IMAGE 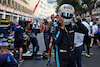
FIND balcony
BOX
[0,0,33,17]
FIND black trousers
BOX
[44,33,49,51]
[83,35,90,55]
[33,45,39,56]
[32,37,39,56]
[59,52,74,67]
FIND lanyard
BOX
[64,27,68,32]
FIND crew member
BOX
[10,21,24,62]
[25,30,39,58]
[0,45,18,67]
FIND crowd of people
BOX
[0,4,100,67]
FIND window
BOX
[0,14,2,19]
[27,9,28,13]
[15,2,17,9]
[8,0,10,6]
[12,0,14,8]
[23,6,24,12]
[18,4,20,10]
[25,7,26,12]
[3,0,6,5]
[26,8,27,13]
[96,18,99,21]
[0,0,1,3]
[41,1,43,4]
[6,15,10,20]
[20,5,22,11]
[22,6,24,12]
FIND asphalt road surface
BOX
[20,33,100,67]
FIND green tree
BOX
[56,0,84,15]
[22,0,29,4]
[80,0,97,18]
[56,0,97,17]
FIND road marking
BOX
[82,53,93,55]
[17,53,93,66]
[18,60,24,67]
[37,53,93,55]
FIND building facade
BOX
[26,0,48,19]
[47,2,57,17]
[0,0,33,23]
[80,0,100,24]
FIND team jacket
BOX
[54,21,88,53]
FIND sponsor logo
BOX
[64,6,72,10]
[69,30,74,33]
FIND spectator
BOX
[74,32,85,67]
[10,21,24,62]
[43,19,49,53]
[25,30,40,59]
[46,14,58,66]
[90,22,100,47]
[33,20,40,36]
[81,18,91,57]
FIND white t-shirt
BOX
[82,21,90,35]
[33,22,40,29]
[74,32,85,47]
[92,25,98,34]
[90,21,93,26]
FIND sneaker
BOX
[82,50,86,53]
[33,56,41,60]
[47,60,51,66]
[19,59,24,63]
[86,54,90,58]
[90,45,92,48]
[44,50,48,53]
[89,46,92,48]
[42,53,48,59]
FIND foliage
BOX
[56,0,83,14]
[56,0,97,15]
[80,0,97,16]
[22,0,29,5]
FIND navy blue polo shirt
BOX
[29,34,38,46]
[0,53,18,67]
[12,25,23,39]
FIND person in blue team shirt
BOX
[25,30,39,58]
[10,21,24,62]
[0,45,18,67]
